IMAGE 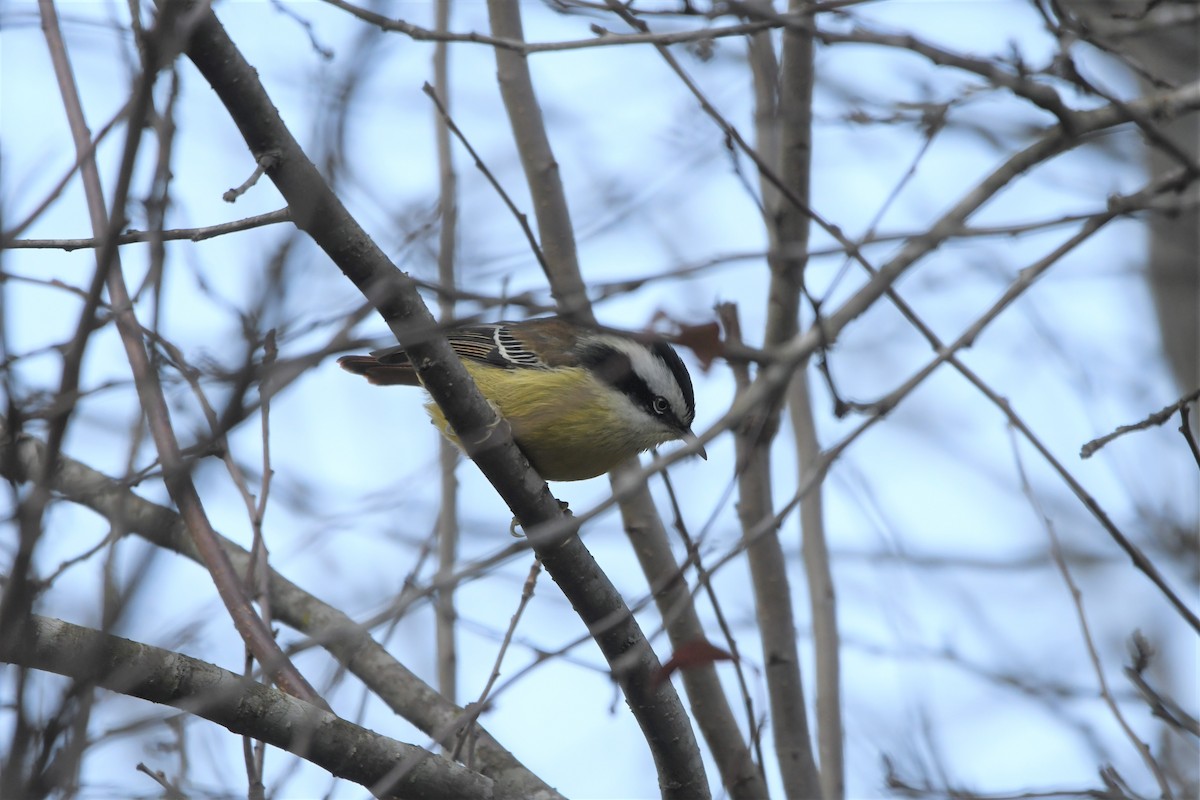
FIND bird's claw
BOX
[508,500,572,537]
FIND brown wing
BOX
[337,318,582,385]
[336,355,420,386]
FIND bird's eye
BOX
[652,396,669,415]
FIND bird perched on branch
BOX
[338,317,704,481]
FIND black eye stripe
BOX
[580,342,695,428]
[580,347,657,416]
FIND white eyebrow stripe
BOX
[591,334,690,422]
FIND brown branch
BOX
[486,0,590,318]
[776,6,842,797]
[3,3,148,680]
[693,87,1200,634]
[5,2,318,736]
[720,302,822,800]
[7,616,495,800]
[5,208,292,250]
[722,1,828,795]
[421,82,550,279]
[181,5,710,796]
[618,478,770,800]
[432,0,461,711]
[107,134,327,707]
[0,418,563,799]
[321,0,777,55]
[1080,388,1200,459]
[788,365,841,800]
[1010,433,1175,800]
[653,467,767,775]
[1181,405,1200,468]
[0,102,128,247]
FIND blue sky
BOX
[2,1,1196,797]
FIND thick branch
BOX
[0,418,563,800]
[473,1,713,796]
[30,0,325,708]
[176,0,558,535]
[4,616,494,800]
[486,0,590,318]
[179,6,707,795]
[750,4,827,797]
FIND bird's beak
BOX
[683,429,708,461]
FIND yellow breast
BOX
[424,363,665,481]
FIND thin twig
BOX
[656,467,766,779]
[242,329,276,799]
[452,558,541,761]
[135,763,186,800]
[1080,388,1200,459]
[37,0,326,705]
[223,151,280,202]
[1009,429,1175,800]
[421,82,552,288]
[1123,634,1200,738]
[322,0,777,54]
[0,103,129,247]
[1179,405,1200,469]
[6,208,292,250]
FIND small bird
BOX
[338,317,705,481]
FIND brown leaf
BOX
[652,638,735,688]
[673,321,723,372]
[647,311,723,372]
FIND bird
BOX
[337,317,705,481]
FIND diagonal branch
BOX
[22,0,326,709]
[0,417,564,800]
[6,616,495,800]
[179,3,708,795]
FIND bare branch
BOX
[422,82,550,279]
[1124,634,1200,739]
[1080,388,1200,459]
[0,417,564,799]
[321,0,778,55]
[4,208,291,250]
[1011,432,1175,800]
[486,0,590,318]
[432,0,461,711]
[5,616,495,800]
[181,8,711,796]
